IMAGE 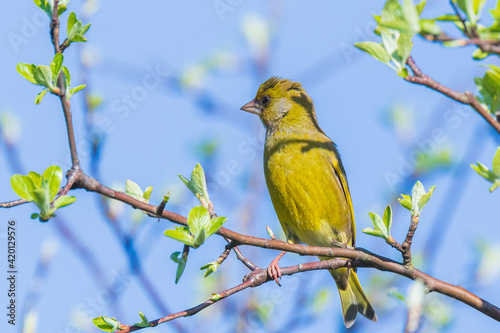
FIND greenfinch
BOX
[241,77,377,328]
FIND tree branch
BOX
[0,198,29,208]
[405,56,500,134]
[50,0,80,172]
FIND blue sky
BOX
[1,1,500,332]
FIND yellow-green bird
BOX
[240,77,377,328]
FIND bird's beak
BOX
[240,99,261,116]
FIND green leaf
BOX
[42,165,62,202]
[50,53,63,82]
[200,261,220,277]
[382,205,393,233]
[164,227,195,247]
[399,194,412,210]
[471,162,498,182]
[67,12,77,33]
[472,48,489,60]
[193,229,206,248]
[34,0,52,16]
[206,216,227,237]
[134,311,149,328]
[16,63,37,84]
[411,181,425,215]
[191,163,210,202]
[32,188,51,219]
[10,175,36,201]
[489,180,500,192]
[92,316,120,332]
[62,66,71,87]
[396,32,413,66]
[170,251,187,284]
[415,0,426,15]
[53,195,76,209]
[492,147,500,176]
[125,180,143,201]
[433,14,461,21]
[178,164,210,205]
[362,227,385,238]
[187,206,211,237]
[28,171,42,187]
[354,42,391,64]
[368,212,389,239]
[419,19,441,34]
[33,66,54,89]
[68,84,86,98]
[143,186,153,202]
[417,185,435,212]
[35,89,49,104]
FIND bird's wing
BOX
[329,144,356,247]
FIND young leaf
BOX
[16,63,37,84]
[190,163,210,201]
[417,185,435,212]
[35,89,49,104]
[53,195,76,209]
[187,206,211,237]
[164,227,195,247]
[134,311,149,328]
[206,216,227,237]
[382,205,393,233]
[42,165,63,202]
[33,66,54,89]
[362,227,385,238]
[415,0,426,15]
[399,194,412,211]
[354,42,391,64]
[92,316,120,332]
[200,261,220,277]
[492,147,500,176]
[411,181,425,215]
[10,174,36,201]
[50,53,63,82]
[170,251,187,284]
[143,186,153,202]
[68,84,86,98]
[368,212,389,239]
[193,229,206,248]
[125,180,144,201]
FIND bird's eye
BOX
[261,96,270,106]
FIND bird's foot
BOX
[331,239,354,249]
[267,257,282,286]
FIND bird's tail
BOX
[329,267,377,328]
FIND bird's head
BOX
[241,76,321,132]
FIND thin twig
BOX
[0,198,29,208]
[50,0,80,173]
[450,0,472,37]
[401,215,420,267]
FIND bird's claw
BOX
[267,258,282,286]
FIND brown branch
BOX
[67,172,500,322]
[49,0,80,173]
[405,56,500,135]
[401,215,419,267]
[0,198,29,208]
[5,167,500,322]
[117,253,500,332]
